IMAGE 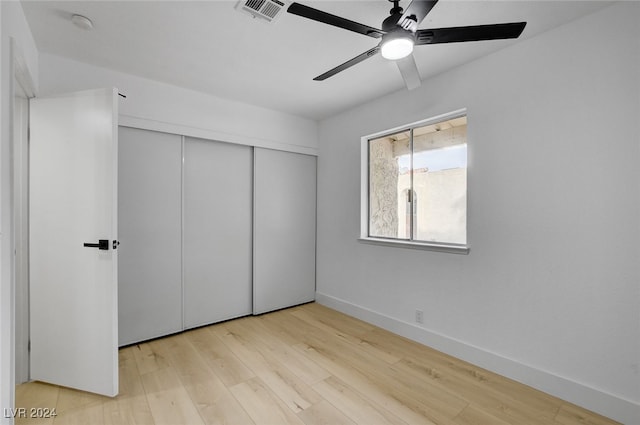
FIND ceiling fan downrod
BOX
[389,0,403,15]
[383,0,406,32]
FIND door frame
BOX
[13,51,34,386]
[1,36,36,422]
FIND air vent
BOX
[236,0,290,23]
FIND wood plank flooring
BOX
[15,303,620,425]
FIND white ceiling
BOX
[21,0,612,120]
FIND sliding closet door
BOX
[183,138,253,328]
[253,148,316,314]
[118,127,182,346]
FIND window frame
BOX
[359,108,470,254]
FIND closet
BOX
[118,127,316,346]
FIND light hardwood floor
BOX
[16,302,620,425]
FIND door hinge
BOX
[28,340,31,352]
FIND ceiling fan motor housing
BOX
[382,11,404,32]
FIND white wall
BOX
[38,53,317,155]
[316,3,640,424]
[0,1,38,423]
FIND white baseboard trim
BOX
[315,292,640,425]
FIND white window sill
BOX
[358,237,470,254]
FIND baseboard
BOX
[315,292,640,425]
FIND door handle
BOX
[83,239,109,250]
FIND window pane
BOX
[368,130,409,239]
[412,117,467,244]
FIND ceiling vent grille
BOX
[236,0,289,23]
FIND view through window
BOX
[368,115,467,245]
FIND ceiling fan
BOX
[287,0,526,90]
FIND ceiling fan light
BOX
[381,35,414,60]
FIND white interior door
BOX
[29,88,119,396]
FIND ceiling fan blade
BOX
[314,46,381,81]
[396,55,421,90]
[416,22,527,45]
[398,0,439,29]
[288,2,384,38]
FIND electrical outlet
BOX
[415,310,424,324]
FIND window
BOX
[361,110,468,253]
